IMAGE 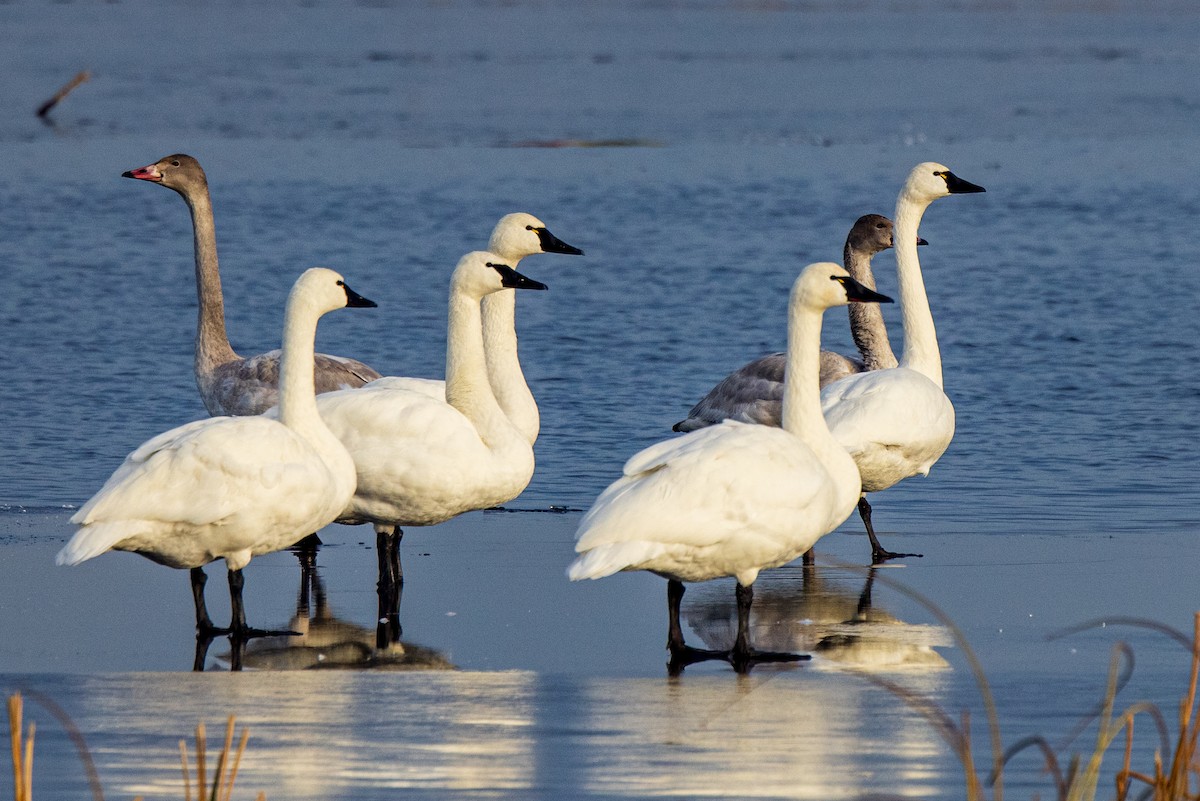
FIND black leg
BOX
[729,582,810,673]
[665,579,725,675]
[191,566,228,635]
[228,567,249,634]
[376,527,404,649]
[802,548,815,567]
[667,579,687,652]
[225,566,298,648]
[860,496,923,564]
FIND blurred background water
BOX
[2,0,1199,798]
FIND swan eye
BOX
[525,225,534,231]
[170,160,181,167]
[336,280,346,287]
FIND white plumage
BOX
[820,365,955,492]
[569,262,893,672]
[671,165,984,563]
[319,252,548,525]
[303,252,551,645]
[58,267,377,636]
[812,162,984,560]
[365,212,581,444]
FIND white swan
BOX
[57,268,377,637]
[568,262,893,672]
[818,162,985,561]
[123,154,382,416]
[308,252,549,643]
[366,212,582,443]
[672,214,914,433]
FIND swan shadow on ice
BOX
[680,565,951,676]
[201,547,454,672]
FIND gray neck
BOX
[184,189,239,374]
[844,241,898,372]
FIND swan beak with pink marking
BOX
[121,164,162,182]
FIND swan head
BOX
[122,153,208,195]
[847,214,929,254]
[901,162,986,204]
[488,213,584,261]
[289,267,378,318]
[451,251,548,301]
[793,262,894,311]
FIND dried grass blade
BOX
[22,722,34,801]
[179,739,192,801]
[9,694,23,801]
[196,723,207,801]
[222,727,250,801]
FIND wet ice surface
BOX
[2,0,1200,797]
[4,512,1200,799]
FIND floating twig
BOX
[36,70,91,118]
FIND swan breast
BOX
[820,367,955,492]
[315,386,535,526]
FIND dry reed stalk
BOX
[196,722,207,800]
[222,725,251,801]
[177,717,257,801]
[1115,717,1133,800]
[180,739,193,801]
[8,693,35,801]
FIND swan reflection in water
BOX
[680,565,950,675]
[197,544,453,672]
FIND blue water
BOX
[2,1,1200,798]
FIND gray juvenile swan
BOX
[673,214,914,435]
[123,154,382,416]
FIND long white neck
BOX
[844,242,898,372]
[894,191,942,387]
[277,295,326,435]
[277,290,356,500]
[481,287,538,444]
[446,288,519,442]
[184,187,238,374]
[782,295,852,474]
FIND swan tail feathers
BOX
[56,523,135,566]
[567,541,668,581]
